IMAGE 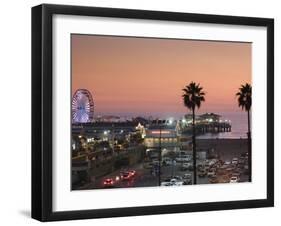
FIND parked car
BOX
[161,178,172,186]
[198,169,207,177]
[232,158,238,165]
[162,159,173,166]
[183,173,192,185]
[183,179,192,185]
[209,159,218,166]
[173,176,183,181]
[170,178,184,186]
[183,173,192,180]
[230,176,239,183]
[209,175,218,183]
[238,158,245,164]
[180,163,192,171]
[161,177,184,186]
[224,161,231,165]
[197,163,205,169]
[176,157,190,162]
[207,169,216,177]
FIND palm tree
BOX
[182,82,205,184]
[236,83,252,182]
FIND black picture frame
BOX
[32,4,274,222]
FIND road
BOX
[78,160,209,190]
[78,162,158,189]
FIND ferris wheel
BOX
[72,89,94,123]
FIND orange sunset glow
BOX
[72,35,251,117]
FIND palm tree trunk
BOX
[247,110,252,182]
[192,108,197,184]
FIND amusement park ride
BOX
[72,89,94,123]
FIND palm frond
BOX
[236,83,252,111]
[182,82,206,111]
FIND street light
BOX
[168,118,173,125]
[158,121,163,186]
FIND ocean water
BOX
[197,112,250,139]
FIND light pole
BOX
[158,121,162,186]
[111,123,115,155]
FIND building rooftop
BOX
[200,113,221,118]
[147,119,177,130]
[72,121,140,128]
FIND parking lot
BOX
[76,138,250,189]
[158,143,250,186]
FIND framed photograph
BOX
[32,4,274,221]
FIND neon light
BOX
[151,131,170,134]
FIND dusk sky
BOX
[72,35,251,118]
